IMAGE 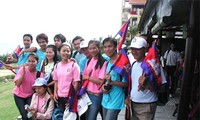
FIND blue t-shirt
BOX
[101,62,127,110]
[79,56,87,74]
[16,51,31,73]
[72,51,86,66]
[36,49,46,72]
[17,52,30,66]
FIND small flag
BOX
[68,84,78,112]
[14,45,22,59]
[110,48,131,93]
[0,61,3,69]
[78,71,92,97]
[78,80,89,97]
[141,44,162,89]
[117,19,130,51]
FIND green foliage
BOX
[128,24,139,40]
[0,53,9,63]
[0,75,15,82]
[0,81,19,120]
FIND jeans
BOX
[86,93,102,120]
[57,97,68,112]
[14,94,32,120]
[102,107,120,120]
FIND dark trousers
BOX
[166,65,176,94]
[14,94,32,120]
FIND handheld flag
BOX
[68,83,78,112]
[0,61,3,69]
[141,44,162,89]
[14,45,22,59]
[117,19,130,51]
[110,49,131,93]
[78,70,92,97]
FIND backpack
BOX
[72,51,78,59]
[52,107,63,120]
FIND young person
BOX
[164,43,181,97]
[72,36,86,65]
[6,34,36,72]
[13,53,43,120]
[79,40,92,74]
[101,37,127,120]
[35,33,48,72]
[127,37,167,120]
[82,40,107,120]
[54,33,67,61]
[44,44,59,100]
[29,78,54,119]
[53,44,80,114]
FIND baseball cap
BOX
[129,37,148,49]
[33,78,47,87]
[80,40,89,49]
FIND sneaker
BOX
[17,115,22,120]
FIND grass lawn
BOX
[0,81,19,120]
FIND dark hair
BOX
[102,37,117,47]
[36,33,48,43]
[58,44,72,58]
[88,40,106,69]
[72,36,84,43]
[28,52,39,62]
[45,44,59,66]
[23,34,33,41]
[54,34,66,43]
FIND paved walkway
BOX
[97,96,179,120]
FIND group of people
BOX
[5,33,171,120]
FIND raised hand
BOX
[138,72,146,91]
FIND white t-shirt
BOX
[130,62,158,103]
[164,50,181,66]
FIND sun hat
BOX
[129,37,148,49]
[33,78,47,87]
[80,40,90,49]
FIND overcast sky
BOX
[0,0,122,55]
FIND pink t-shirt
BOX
[37,97,45,113]
[13,66,41,98]
[83,58,107,94]
[53,61,80,97]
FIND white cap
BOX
[129,37,148,49]
[80,40,89,49]
[33,78,47,87]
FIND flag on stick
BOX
[110,49,131,93]
[0,61,3,69]
[78,70,92,97]
[0,60,16,74]
[14,45,22,59]
[141,44,162,89]
[117,19,130,51]
[68,83,78,112]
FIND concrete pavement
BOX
[97,96,179,120]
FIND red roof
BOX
[129,0,147,5]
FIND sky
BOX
[0,0,122,55]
